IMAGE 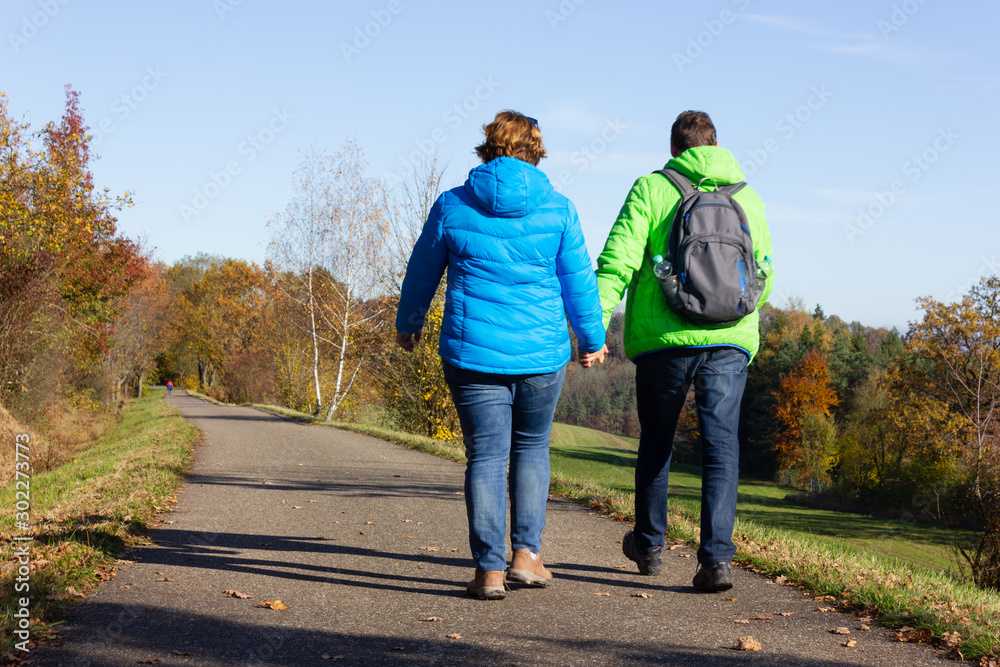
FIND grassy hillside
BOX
[549,422,972,573]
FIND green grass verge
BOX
[548,423,976,573]
[0,390,200,656]
[240,401,999,661]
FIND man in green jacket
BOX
[584,111,774,592]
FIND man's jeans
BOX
[443,361,565,572]
[633,347,748,565]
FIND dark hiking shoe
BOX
[622,530,663,576]
[692,562,734,592]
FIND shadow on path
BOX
[36,602,884,667]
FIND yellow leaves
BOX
[735,636,762,651]
[257,599,289,610]
[224,590,253,599]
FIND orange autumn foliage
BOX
[772,350,839,470]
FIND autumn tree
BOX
[772,350,839,486]
[0,87,142,410]
[835,367,965,510]
[373,155,460,438]
[177,258,271,394]
[906,275,1000,589]
[105,265,178,401]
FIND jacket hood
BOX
[666,145,746,186]
[464,157,554,218]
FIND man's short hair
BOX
[671,111,717,153]
[475,110,547,166]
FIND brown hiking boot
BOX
[466,570,506,600]
[506,548,553,587]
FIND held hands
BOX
[578,343,609,368]
[396,330,422,352]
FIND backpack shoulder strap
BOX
[654,168,696,197]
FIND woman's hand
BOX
[578,343,608,368]
[396,331,422,352]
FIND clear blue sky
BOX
[3,0,997,330]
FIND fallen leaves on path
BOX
[172,650,191,656]
[818,606,836,612]
[321,654,345,660]
[364,521,375,525]
[447,633,463,639]
[257,599,289,610]
[774,575,789,585]
[630,593,650,599]
[860,624,871,631]
[830,627,851,635]
[138,660,161,664]
[421,546,440,552]
[941,631,961,647]
[843,639,858,648]
[421,616,443,622]
[777,612,795,617]
[155,578,175,582]
[734,620,750,624]
[735,636,762,651]
[224,590,252,599]
[752,615,773,621]
[595,592,610,597]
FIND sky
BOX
[2,0,998,330]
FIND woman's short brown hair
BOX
[475,110,547,166]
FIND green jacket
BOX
[595,145,774,361]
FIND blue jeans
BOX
[443,361,566,572]
[633,347,748,564]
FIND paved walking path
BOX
[33,393,948,665]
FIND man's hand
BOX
[578,343,609,368]
[396,331,422,352]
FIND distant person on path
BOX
[396,110,606,599]
[166,380,173,396]
[582,111,774,592]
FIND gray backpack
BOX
[653,168,762,328]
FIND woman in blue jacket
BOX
[396,110,607,599]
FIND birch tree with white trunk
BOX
[267,139,388,419]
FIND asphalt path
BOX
[32,392,949,666]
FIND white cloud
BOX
[740,13,944,64]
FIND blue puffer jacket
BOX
[396,157,606,375]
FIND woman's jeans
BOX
[443,361,566,572]
[633,347,748,565]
